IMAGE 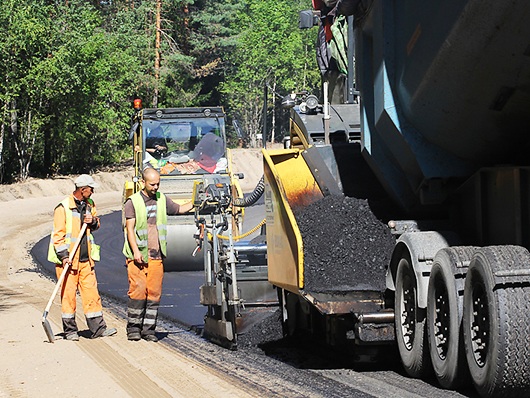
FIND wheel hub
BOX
[433,278,450,360]
[400,274,416,350]
[470,282,489,367]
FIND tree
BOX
[185,0,242,106]
[220,0,319,147]
[0,0,320,181]
[0,0,54,180]
[0,0,178,179]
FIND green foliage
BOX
[220,0,319,146]
[0,0,319,182]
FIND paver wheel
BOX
[463,246,530,398]
[395,252,430,378]
[427,247,475,389]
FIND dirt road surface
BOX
[0,149,265,398]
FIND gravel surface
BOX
[296,194,395,293]
[17,177,471,398]
[12,159,472,398]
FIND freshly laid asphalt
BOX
[32,205,266,330]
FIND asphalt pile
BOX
[295,194,395,293]
[238,309,283,352]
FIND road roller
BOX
[123,100,245,271]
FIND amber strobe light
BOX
[133,99,142,110]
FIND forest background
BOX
[0,0,320,183]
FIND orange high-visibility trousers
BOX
[55,261,103,318]
[126,259,164,301]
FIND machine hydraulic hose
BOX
[210,218,265,241]
[232,176,264,208]
[192,177,266,242]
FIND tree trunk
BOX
[271,81,276,144]
[248,99,260,148]
[303,44,308,90]
[11,101,38,181]
[0,104,5,183]
[153,0,161,108]
[43,125,51,176]
[10,99,23,179]
[24,110,38,180]
[183,3,189,53]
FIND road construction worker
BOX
[48,174,117,341]
[123,167,193,342]
[145,126,167,157]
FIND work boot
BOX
[62,315,78,337]
[87,314,108,338]
[142,334,158,343]
[100,328,117,338]
[128,332,141,341]
[66,332,79,341]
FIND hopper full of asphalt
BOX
[295,194,395,293]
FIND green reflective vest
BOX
[47,197,100,264]
[122,191,167,260]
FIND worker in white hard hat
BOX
[48,174,117,340]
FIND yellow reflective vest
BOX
[47,196,100,264]
[123,191,167,260]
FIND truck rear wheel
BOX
[395,253,430,378]
[463,246,530,398]
[427,247,474,389]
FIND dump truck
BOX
[264,2,530,397]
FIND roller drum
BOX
[164,214,202,271]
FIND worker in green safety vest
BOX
[122,167,193,342]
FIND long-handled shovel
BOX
[42,223,88,343]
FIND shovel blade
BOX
[42,314,55,343]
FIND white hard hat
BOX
[74,174,100,188]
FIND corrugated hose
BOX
[208,218,266,241]
[232,175,264,207]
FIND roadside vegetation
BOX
[0,0,319,182]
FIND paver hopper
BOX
[263,146,395,346]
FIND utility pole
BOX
[153,0,161,108]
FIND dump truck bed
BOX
[356,0,530,211]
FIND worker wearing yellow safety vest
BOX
[123,168,193,342]
[48,174,117,341]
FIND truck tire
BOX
[463,246,530,398]
[427,247,475,389]
[395,253,430,378]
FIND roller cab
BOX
[123,103,244,271]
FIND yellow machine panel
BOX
[262,148,324,293]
